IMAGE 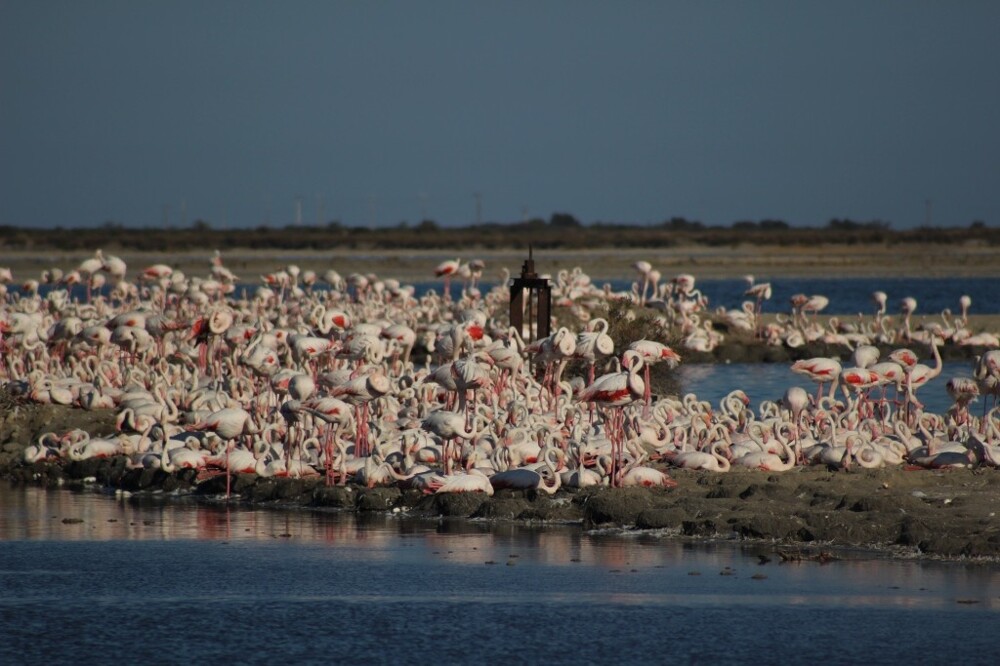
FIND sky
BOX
[1,1,998,230]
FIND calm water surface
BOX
[25,276,1000,313]
[678,361,976,417]
[1,486,997,665]
[470,277,1000,314]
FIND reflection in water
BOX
[2,485,999,665]
[3,485,1000,599]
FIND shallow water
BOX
[21,275,1000,313]
[677,361,975,417]
[1,486,997,665]
[475,276,1000,315]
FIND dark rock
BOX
[681,519,718,536]
[431,492,487,517]
[636,508,686,529]
[161,473,180,493]
[473,498,531,520]
[582,488,668,526]
[729,513,802,540]
[312,485,353,508]
[232,473,257,494]
[706,485,737,499]
[355,487,402,511]
[275,478,310,501]
[139,467,161,490]
[250,479,277,502]
[897,516,932,550]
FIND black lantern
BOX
[509,246,551,342]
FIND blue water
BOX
[19,276,1000,314]
[678,361,977,417]
[469,276,1000,315]
[0,487,997,665]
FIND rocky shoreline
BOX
[4,404,1000,562]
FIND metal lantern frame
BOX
[509,247,551,343]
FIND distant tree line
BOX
[0,215,994,252]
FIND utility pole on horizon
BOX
[474,192,482,225]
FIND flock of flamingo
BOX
[2,252,1000,503]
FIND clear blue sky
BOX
[2,1,998,229]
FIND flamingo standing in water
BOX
[900,297,917,342]
[434,258,460,300]
[791,357,842,402]
[744,282,772,338]
[903,337,943,417]
[576,350,645,487]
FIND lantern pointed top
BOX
[521,245,537,279]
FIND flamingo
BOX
[421,409,487,475]
[627,339,681,417]
[900,297,917,341]
[903,337,943,414]
[423,469,494,495]
[576,350,645,487]
[329,372,391,457]
[434,258,461,300]
[665,440,731,472]
[300,397,354,485]
[745,282,772,338]
[946,376,980,426]
[189,407,260,498]
[791,357,842,402]
[574,317,615,385]
[490,448,563,495]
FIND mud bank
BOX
[5,406,1000,561]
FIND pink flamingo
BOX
[421,409,488,475]
[328,372,391,458]
[627,339,681,417]
[301,396,354,485]
[791,357,842,402]
[946,377,980,426]
[190,407,260,498]
[576,349,645,487]
[434,258,460,300]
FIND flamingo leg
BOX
[225,440,232,499]
[643,366,652,419]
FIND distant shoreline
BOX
[2,243,998,283]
